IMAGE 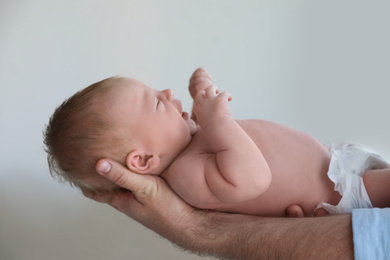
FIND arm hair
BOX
[170,212,353,260]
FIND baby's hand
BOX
[188,68,213,99]
[193,85,232,130]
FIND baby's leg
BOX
[312,208,330,217]
[363,168,390,208]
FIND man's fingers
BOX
[95,159,156,201]
[82,185,145,221]
[81,187,125,209]
[82,187,114,204]
[96,159,136,191]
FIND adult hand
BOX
[82,159,203,240]
[83,159,354,260]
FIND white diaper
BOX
[316,144,390,215]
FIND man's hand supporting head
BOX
[82,159,353,260]
[82,159,203,239]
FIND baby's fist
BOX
[188,68,213,99]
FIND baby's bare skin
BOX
[164,118,341,217]
[233,119,339,216]
[163,69,341,217]
[88,68,343,217]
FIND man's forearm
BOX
[91,159,354,260]
[173,212,354,260]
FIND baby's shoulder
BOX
[164,130,214,178]
[163,151,224,208]
[172,148,209,171]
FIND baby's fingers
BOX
[189,79,212,99]
[217,91,232,102]
[194,86,219,101]
[190,68,212,81]
[205,85,220,97]
[189,68,212,98]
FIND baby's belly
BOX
[214,173,341,217]
[215,181,340,217]
[218,120,342,217]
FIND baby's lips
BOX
[182,111,189,120]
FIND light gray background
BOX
[1,1,390,259]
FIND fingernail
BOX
[98,161,111,174]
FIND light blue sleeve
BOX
[352,208,390,260]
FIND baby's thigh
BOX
[363,168,390,208]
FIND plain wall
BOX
[1,1,390,259]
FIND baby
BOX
[44,68,390,217]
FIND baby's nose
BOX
[162,89,174,101]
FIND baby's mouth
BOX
[182,111,189,120]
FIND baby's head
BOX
[44,77,126,191]
[44,76,195,191]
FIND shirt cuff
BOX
[352,208,390,260]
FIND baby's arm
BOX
[191,72,271,203]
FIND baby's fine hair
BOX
[43,77,124,190]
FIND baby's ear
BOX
[126,149,160,174]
